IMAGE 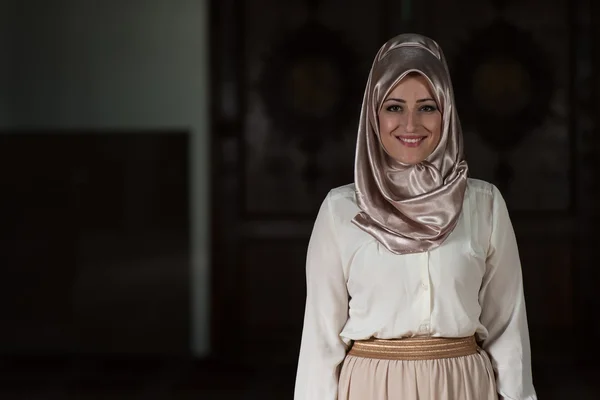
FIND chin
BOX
[402,159,424,165]
[395,152,426,165]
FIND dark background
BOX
[1,0,598,398]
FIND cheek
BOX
[430,127,441,144]
[378,114,397,136]
[425,118,442,143]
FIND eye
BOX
[386,104,402,112]
[420,104,438,113]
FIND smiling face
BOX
[378,73,442,165]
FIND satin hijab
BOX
[352,33,469,254]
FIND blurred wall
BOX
[0,0,210,356]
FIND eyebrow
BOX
[384,97,436,103]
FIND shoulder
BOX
[466,178,506,202]
[326,183,359,209]
[465,178,510,229]
[466,178,494,197]
[322,183,360,223]
[465,178,497,219]
[327,183,356,201]
[466,177,506,206]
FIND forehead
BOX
[387,74,434,97]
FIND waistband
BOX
[348,335,478,361]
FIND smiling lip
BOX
[396,136,426,147]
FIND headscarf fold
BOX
[352,33,469,255]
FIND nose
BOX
[405,111,416,133]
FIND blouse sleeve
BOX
[294,191,350,400]
[479,185,537,400]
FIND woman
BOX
[294,33,537,400]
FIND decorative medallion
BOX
[258,22,359,141]
[258,22,360,186]
[452,19,554,152]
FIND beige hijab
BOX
[353,33,469,255]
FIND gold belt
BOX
[348,335,478,361]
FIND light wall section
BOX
[0,0,211,357]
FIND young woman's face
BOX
[378,74,442,165]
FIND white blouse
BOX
[294,179,537,400]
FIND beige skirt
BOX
[338,336,498,400]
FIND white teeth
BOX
[399,137,423,143]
